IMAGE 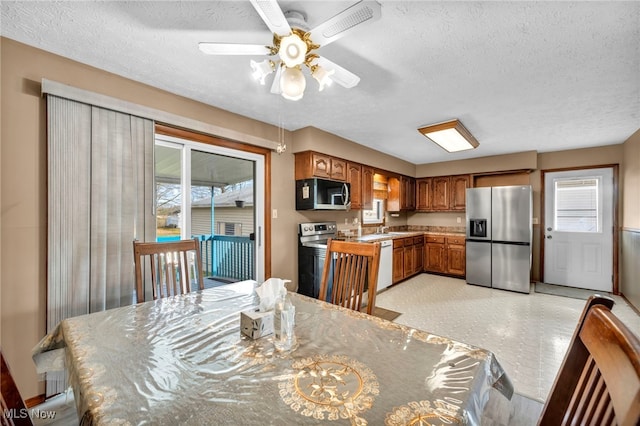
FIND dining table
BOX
[33,280,513,425]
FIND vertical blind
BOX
[47,95,154,394]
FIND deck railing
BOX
[193,234,254,281]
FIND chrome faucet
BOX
[377,226,389,234]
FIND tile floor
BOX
[375,274,640,403]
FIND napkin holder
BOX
[241,309,274,339]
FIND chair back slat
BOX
[319,239,381,315]
[133,239,204,303]
[538,295,640,426]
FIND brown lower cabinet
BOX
[392,240,405,283]
[393,233,465,283]
[392,235,425,283]
[424,236,446,273]
[424,234,466,277]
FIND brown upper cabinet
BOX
[431,177,450,210]
[347,163,375,210]
[295,151,347,181]
[402,176,416,210]
[450,175,471,211]
[347,163,362,209]
[295,151,374,210]
[387,175,416,212]
[416,177,432,210]
[361,166,374,210]
[416,174,470,212]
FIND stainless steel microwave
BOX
[296,178,351,210]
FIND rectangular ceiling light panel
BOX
[418,119,479,153]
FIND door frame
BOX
[155,123,272,280]
[540,164,619,294]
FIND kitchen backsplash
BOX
[337,224,465,238]
[407,225,466,234]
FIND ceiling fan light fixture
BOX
[278,33,307,67]
[311,65,334,91]
[280,66,306,101]
[250,59,275,85]
[418,119,479,153]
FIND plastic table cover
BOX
[33,280,513,425]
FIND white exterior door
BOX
[543,168,613,291]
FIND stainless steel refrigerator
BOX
[465,185,532,293]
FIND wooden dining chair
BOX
[1,351,33,426]
[538,295,640,426]
[133,239,204,303]
[318,239,381,316]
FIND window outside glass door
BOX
[155,136,265,284]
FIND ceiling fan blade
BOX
[249,0,292,37]
[270,64,283,94]
[315,56,360,89]
[198,43,271,55]
[308,1,381,47]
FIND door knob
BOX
[546,227,552,231]
[546,235,552,239]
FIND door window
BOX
[554,177,600,233]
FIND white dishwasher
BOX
[376,240,393,292]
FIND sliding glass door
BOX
[155,135,265,283]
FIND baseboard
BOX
[25,394,46,408]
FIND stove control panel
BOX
[299,221,337,237]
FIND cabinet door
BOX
[416,178,432,211]
[431,177,450,211]
[387,177,400,212]
[425,244,446,273]
[393,247,404,283]
[450,175,470,211]
[414,241,424,272]
[447,244,466,276]
[361,166,374,210]
[424,236,446,273]
[347,163,362,209]
[330,158,347,181]
[403,243,413,277]
[401,176,416,210]
[311,153,332,178]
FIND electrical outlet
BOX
[532,217,539,225]
[272,209,278,219]
[457,217,462,224]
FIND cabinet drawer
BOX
[393,239,405,248]
[413,236,424,245]
[425,235,445,244]
[446,236,465,245]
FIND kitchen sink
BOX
[357,234,390,241]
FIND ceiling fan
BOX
[198,0,381,101]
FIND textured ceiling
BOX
[2,1,639,164]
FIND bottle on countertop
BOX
[355,217,362,238]
[273,287,295,351]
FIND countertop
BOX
[342,230,465,243]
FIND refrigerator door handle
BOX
[492,241,530,246]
